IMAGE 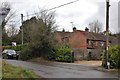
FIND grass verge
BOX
[2,61,38,79]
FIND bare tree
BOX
[89,20,103,33]
[6,24,18,37]
[0,2,16,45]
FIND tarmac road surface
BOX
[5,60,119,79]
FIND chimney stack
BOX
[85,27,89,32]
[73,27,77,32]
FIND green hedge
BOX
[48,45,72,62]
[3,44,27,51]
[19,45,33,61]
[102,45,120,69]
[15,43,73,62]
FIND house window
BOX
[66,37,69,42]
[109,41,112,44]
[95,41,98,46]
[87,39,89,44]
[61,38,64,42]
[61,37,69,43]
[100,41,104,46]
[89,40,91,45]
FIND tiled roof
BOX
[56,30,113,41]
[76,30,106,41]
[87,32,106,41]
[55,31,73,38]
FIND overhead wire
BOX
[8,0,79,25]
[23,0,79,18]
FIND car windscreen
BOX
[4,50,16,54]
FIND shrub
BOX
[102,45,120,69]
[47,49,56,60]
[19,42,56,61]
[2,44,27,51]
[19,45,33,61]
[48,45,72,62]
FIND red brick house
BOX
[55,27,107,49]
[55,27,111,60]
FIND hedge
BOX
[102,45,120,69]
[19,45,33,61]
[2,44,27,51]
[48,45,73,62]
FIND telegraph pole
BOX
[105,0,110,69]
[21,14,23,45]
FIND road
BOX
[6,60,119,79]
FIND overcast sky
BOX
[0,0,119,33]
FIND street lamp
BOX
[105,0,110,69]
[0,7,10,57]
[0,8,10,24]
[106,0,109,2]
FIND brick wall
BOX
[55,30,87,49]
[73,48,103,61]
[69,31,87,49]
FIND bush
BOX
[48,45,72,62]
[18,42,56,61]
[3,44,27,51]
[102,45,120,69]
[19,45,33,61]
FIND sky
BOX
[0,0,119,33]
[119,1,120,32]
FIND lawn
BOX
[1,61,38,79]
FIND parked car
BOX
[2,49,19,59]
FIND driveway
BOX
[5,60,119,79]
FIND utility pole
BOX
[105,0,110,69]
[21,14,23,45]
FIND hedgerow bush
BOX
[3,44,27,51]
[19,45,33,61]
[48,45,73,62]
[102,45,120,69]
[55,46,72,62]
[18,43,73,62]
[19,43,56,61]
